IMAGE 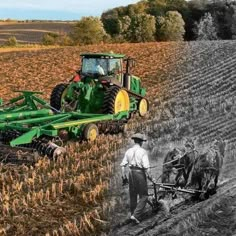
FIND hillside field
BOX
[0,22,73,45]
[0,41,235,235]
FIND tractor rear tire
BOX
[50,83,67,111]
[102,86,130,114]
[83,123,99,141]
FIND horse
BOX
[161,148,182,184]
[162,147,198,187]
[186,138,226,199]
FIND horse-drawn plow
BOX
[111,138,227,236]
[147,180,206,213]
[160,137,225,200]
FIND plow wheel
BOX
[138,98,149,117]
[103,86,130,114]
[50,83,68,111]
[83,123,99,141]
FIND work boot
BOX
[130,215,140,224]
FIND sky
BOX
[0,0,140,20]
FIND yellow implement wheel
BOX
[138,98,148,117]
[114,89,130,114]
[61,87,68,106]
[83,123,99,141]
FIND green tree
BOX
[102,17,120,36]
[166,0,188,11]
[147,0,167,16]
[157,11,185,41]
[118,15,132,41]
[127,1,148,16]
[194,12,218,40]
[101,9,120,36]
[126,13,156,42]
[71,17,106,45]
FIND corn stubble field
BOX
[0,40,236,235]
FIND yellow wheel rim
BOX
[61,87,68,106]
[89,128,97,141]
[114,89,130,114]
[139,99,148,116]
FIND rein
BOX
[162,153,186,166]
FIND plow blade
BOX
[153,182,206,195]
[0,136,66,165]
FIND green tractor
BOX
[50,52,149,117]
[0,53,149,162]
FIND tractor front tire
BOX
[102,86,130,114]
[83,123,99,142]
[50,83,67,111]
[138,98,149,117]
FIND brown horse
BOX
[186,138,226,199]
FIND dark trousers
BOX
[128,169,148,220]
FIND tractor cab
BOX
[80,53,125,85]
[50,52,148,116]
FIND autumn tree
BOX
[194,12,218,40]
[101,2,148,38]
[117,16,131,41]
[71,17,107,45]
[157,11,185,41]
[5,36,17,46]
[42,32,59,45]
[126,14,156,42]
[127,1,148,16]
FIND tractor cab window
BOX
[81,58,108,76]
[108,59,122,75]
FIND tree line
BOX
[41,0,236,45]
[101,0,236,41]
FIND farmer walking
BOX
[120,133,153,224]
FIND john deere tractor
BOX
[0,53,149,162]
[50,52,148,117]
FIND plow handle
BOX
[150,180,206,195]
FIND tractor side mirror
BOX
[124,58,136,68]
[128,58,136,68]
[131,59,136,68]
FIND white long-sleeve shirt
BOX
[120,144,150,169]
[96,65,105,75]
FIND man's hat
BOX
[131,133,147,141]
